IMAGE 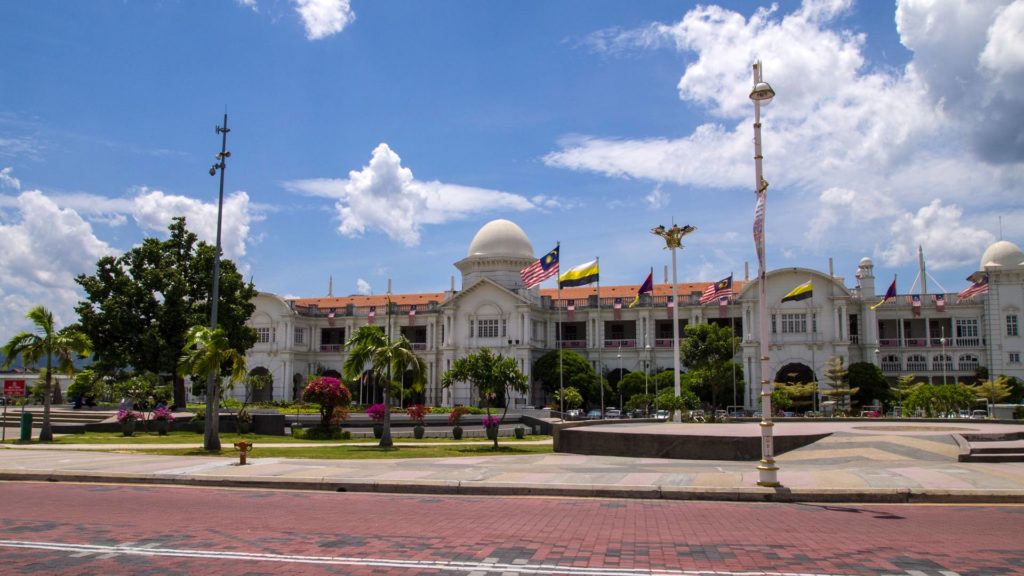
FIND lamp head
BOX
[750,81,775,103]
[209,165,218,176]
[652,225,666,236]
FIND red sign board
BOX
[3,380,26,397]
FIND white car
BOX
[605,409,621,419]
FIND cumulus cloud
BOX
[130,188,255,259]
[356,278,372,295]
[879,200,995,270]
[0,167,20,190]
[546,0,1022,271]
[645,184,669,209]
[294,0,354,40]
[285,143,535,246]
[0,191,116,342]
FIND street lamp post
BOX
[750,61,779,487]
[204,112,231,451]
[617,345,623,411]
[941,325,948,386]
[651,223,696,421]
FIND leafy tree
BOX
[624,393,654,414]
[178,325,247,450]
[302,375,353,430]
[533,350,601,405]
[343,325,426,448]
[681,323,741,409]
[654,388,699,420]
[905,383,975,417]
[552,386,583,410]
[617,371,653,404]
[441,348,528,449]
[849,362,889,408]
[2,306,92,441]
[775,381,814,412]
[821,356,858,413]
[894,374,923,414]
[76,217,256,407]
[771,386,793,412]
[972,376,1014,406]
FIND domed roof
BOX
[858,256,874,267]
[466,219,534,259]
[979,240,1024,270]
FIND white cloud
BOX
[237,0,258,12]
[285,143,535,246]
[356,278,372,295]
[645,184,668,209]
[0,167,20,190]
[547,0,1023,272]
[294,0,354,40]
[130,188,256,259]
[0,191,115,342]
[879,200,995,270]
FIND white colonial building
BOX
[241,219,1024,410]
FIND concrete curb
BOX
[2,470,1022,504]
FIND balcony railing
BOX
[557,340,587,349]
[878,337,983,348]
[411,343,427,351]
[654,338,675,348]
[319,344,342,353]
[604,339,636,348]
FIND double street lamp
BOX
[651,223,696,421]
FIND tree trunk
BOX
[203,371,221,450]
[380,390,393,447]
[173,374,186,410]
[39,362,54,442]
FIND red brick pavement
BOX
[1,482,1022,575]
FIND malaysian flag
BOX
[957,276,989,302]
[327,307,336,327]
[699,275,733,305]
[613,297,622,321]
[667,295,675,319]
[566,300,575,321]
[933,294,946,312]
[520,246,559,289]
[368,306,376,324]
[910,294,921,317]
[408,304,417,325]
[719,295,729,317]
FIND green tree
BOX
[894,374,923,415]
[343,325,426,448]
[533,350,601,406]
[76,217,256,407]
[654,388,699,420]
[178,325,247,450]
[553,386,583,411]
[681,323,741,409]
[775,381,815,412]
[905,383,975,417]
[849,362,889,408]
[821,356,858,413]
[2,306,92,441]
[972,376,1014,406]
[441,348,528,449]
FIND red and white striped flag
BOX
[613,297,622,321]
[910,295,921,317]
[408,305,417,325]
[719,295,729,317]
[520,246,559,289]
[566,300,575,321]
[753,187,766,270]
[957,277,989,302]
[327,308,336,327]
[667,295,675,319]
[932,294,945,312]
[367,306,376,324]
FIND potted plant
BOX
[151,405,174,436]
[514,424,526,439]
[117,408,140,437]
[366,403,387,439]
[407,404,429,439]
[448,405,470,440]
[191,408,205,434]
[482,414,500,441]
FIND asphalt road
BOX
[1,482,1022,575]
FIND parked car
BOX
[564,409,583,418]
[653,410,669,420]
[605,408,622,419]
[971,410,988,419]
[585,409,603,419]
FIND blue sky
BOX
[1,0,1022,342]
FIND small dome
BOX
[466,219,534,259]
[979,240,1024,270]
[859,257,874,267]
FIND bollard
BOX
[233,441,253,465]
[20,411,33,442]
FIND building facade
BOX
[241,219,1024,410]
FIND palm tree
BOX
[343,325,425,448]
[178,325,247,450]
[2,306,92,442]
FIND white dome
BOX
[859,257,874,267]
[466,219,534,259]
[979,240,1024,270]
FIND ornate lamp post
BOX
[651,223,696,421]
[750,61,780,487]
[204,113,231,451]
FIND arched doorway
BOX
[775,362,816,413]
[247,367,273,403]
[775,363,815,384]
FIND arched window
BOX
[881,354,901,372]
[906,354,927,372]
[932,354,952,372]
[958,354,979,372]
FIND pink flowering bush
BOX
[366,403,387,422]
[116,408,140,424]
[302,376,353,429]
[482,415,500,429]
[151,406,174,422]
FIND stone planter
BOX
[486,426,499,441]
[121,420,136,437]
[413,425,425,439]
[514,426,525,439]
[155,419,169,436]
[372,423,384,439]
[452,425,463,440]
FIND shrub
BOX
[406,404,430,425]
[298,426,351,440]
[366,403,387,422]
[448,405,470,426]
[302,376,353,429]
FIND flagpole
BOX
[556,241,563,421]
[596,256,603,417]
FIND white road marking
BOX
[0,538,867,576]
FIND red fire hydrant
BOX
[234,441,253,465]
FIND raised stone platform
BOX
[553,419,1024,461]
